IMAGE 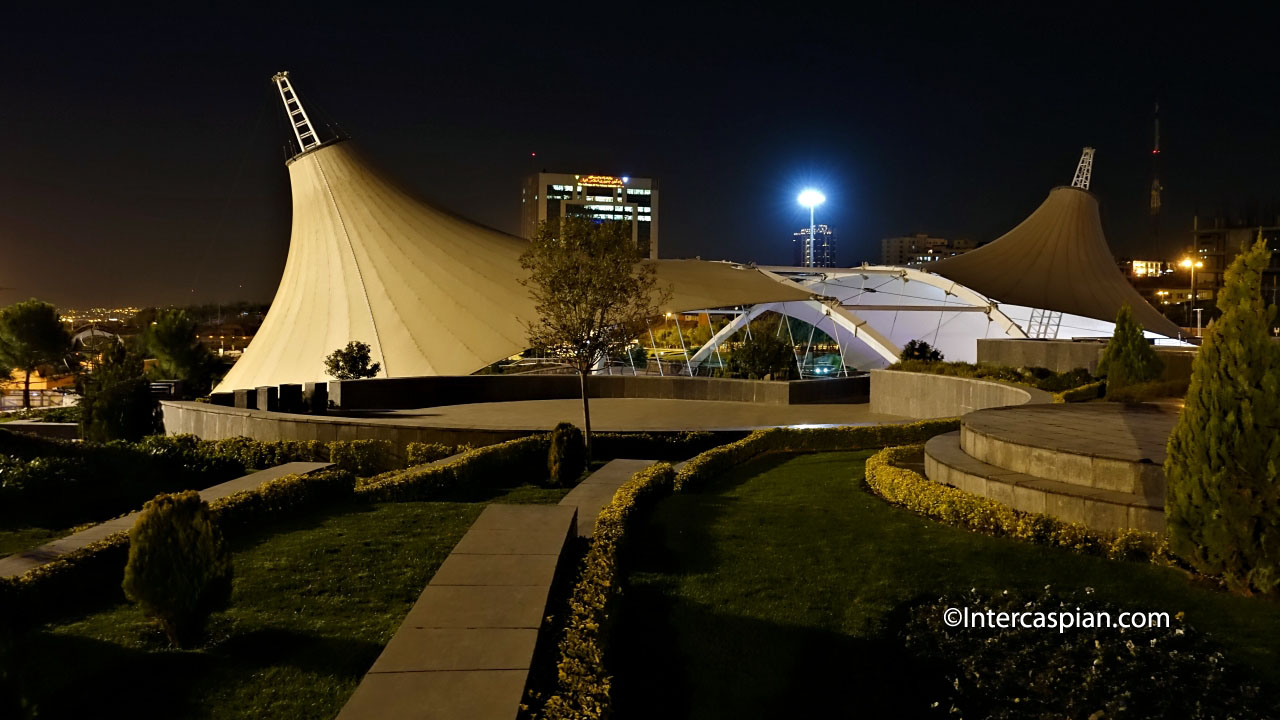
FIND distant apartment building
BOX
[880,234,976,266]
[1191,216,1280,303]
[792,224,837,267]
[521,172,658,259]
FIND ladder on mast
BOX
[1026,308,1063,339]
[1071,147,1095,190]
[272,71,321,155]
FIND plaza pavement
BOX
[360,398,909,432]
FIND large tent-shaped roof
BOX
[927,186,1183,339]
[215,140,814,392]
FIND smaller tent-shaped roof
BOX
[928,186,1183,338]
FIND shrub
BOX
[406,442,468,466]
[889,359,1096,395]
[0,468,352,632]
[900,338,943,362]
[122,491,232,647]
[78,343,161,442]
[900,587,1276,719]
[1033,366,1092,392]
[357,435,552,501]
[1166,237,1280,595]
[328,439,395,476]
[1052,380,1105,403]
[324,340,381,380]
[593,431,728,461]
[548,422,586,486]
[1105,377,1190,404]
[1097,304,1163,394]
[725,328,794,380]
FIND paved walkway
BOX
[964,403,1179,464]
[337,503,577,720]
[356,398,907,432]
[0,461,332,578]
[560,459,656,538]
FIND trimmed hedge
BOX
[0,468,354,631]
[356,435,552,502]
[534,419,960,717]
[674,419,960,491]
[592,430,731,461]
[1052,380,1106,403]
[537,462,676,720]
[405,441,469,466]
[865,445,1170,563]
[1105,377,1190,404]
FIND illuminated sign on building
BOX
[575,175,627,188]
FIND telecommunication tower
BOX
[1149,103,1163,257]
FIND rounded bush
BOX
[548,422,586,486]
[122,490,232,647]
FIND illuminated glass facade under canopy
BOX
[521,172,659,259]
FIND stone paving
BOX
[337,503,577,720]
[367,398,907,432]
[961,402,1179,464]
[559,459,656,538]
[0,461,332,578]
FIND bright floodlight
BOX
[798,189,826,208]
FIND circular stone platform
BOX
[350,398,908,432]
[925,402,1181,533]
[963,402,1178,467]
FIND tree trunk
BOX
[22,370,31,410]
[579,369,592,461]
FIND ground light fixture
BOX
[797,189,826,268]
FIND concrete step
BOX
[958,404,1173,497]
[924,432,1163,533]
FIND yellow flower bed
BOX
[864,445,1170,562]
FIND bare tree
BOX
[520,217,670,457]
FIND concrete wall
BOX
[162,401,536,450]
[977,339,1198,381]
[869,369,1047,419]
[327,374,868,411]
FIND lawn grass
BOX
[0,525,76,556]
[611,451,1280,719]
[14,483,567,719]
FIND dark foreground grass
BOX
[13,483,566,719]
[612,451,1280,719]
[0,525,75,556]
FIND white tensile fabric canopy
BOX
[215,140,815,392]
[927,186,1184,339]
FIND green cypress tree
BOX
[1097,304,1163,393]
[1165,237,1280,595]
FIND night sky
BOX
[1,4,1277,308]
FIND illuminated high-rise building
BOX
[793,224,836,267]
[521,172,658,259]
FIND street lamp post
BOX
[797,189,826,268]
[1180,257,1203,329]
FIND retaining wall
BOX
[324,373,868,410]
[868,369,1048,419]
[161,401,535,449]
[976,338,1198,380]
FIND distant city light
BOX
[797,189,826,208]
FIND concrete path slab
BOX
[559,459,655,538]
[338,670,529,720]
[337,503,577,720]
[0,461,332,578]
